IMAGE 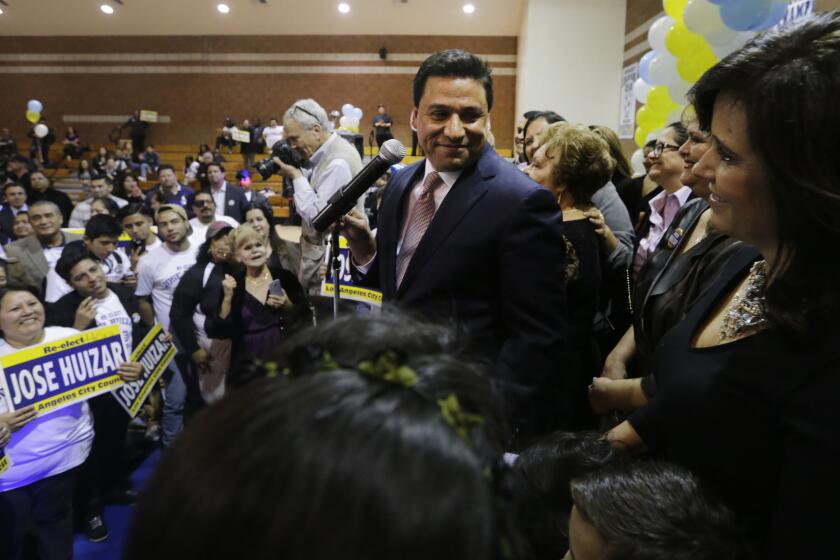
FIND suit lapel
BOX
[396,145,495,296]
[379,162,424,297]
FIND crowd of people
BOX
[2,11,840,560]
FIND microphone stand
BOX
[330,227,342,319]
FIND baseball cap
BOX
[206,221,234,241]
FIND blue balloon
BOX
[720,0,773,31]
[757,2,789,30]
[639,51,656,84]
[27,99,43,113]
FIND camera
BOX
[254,140,304,180]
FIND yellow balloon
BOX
[663,0,687,21]
[666,21,706,59]
[646,86,679,116]
[677,47,719,83]
[25,110,40,124]
[635,127,649,148]
[637,105,668,131]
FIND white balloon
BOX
[352,107,363,120]
[631,149,646,176]
[27,99,44,114]
[648,51,679,87]
[341,103,354,117]
[633,78,653,105]
[34,123,49,138]
[668,79,693,105]
[711,31,753,58]
[647,16,676,54]
[339,115,350,128]
[347,117,360,129]
[703,25,738,47]
[683,0,724,36]
[667,105,687,123]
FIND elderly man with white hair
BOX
[272,98,364,295]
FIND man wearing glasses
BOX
[272,98,364,295]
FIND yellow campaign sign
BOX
[0,451,9,474]
[112,324,176,417]
[231,128,251,143]
[140,110,158,123]
[0,325,127,416]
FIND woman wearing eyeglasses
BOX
[631,123,692,280]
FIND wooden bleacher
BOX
[20,141,513,222]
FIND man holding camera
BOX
[271,98,363,295]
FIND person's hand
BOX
[192,348,210,373]
[74,297,97,331]
[117,361,144,382]
[122,274,138,288]
[0,420,11,447]
[339,207,376,264]
[222,274,237,297]
[1,407,37,432]
[266,293,291,310]
[584,209,609,237]
[272,158,302,180]
[318,262,328,281]
[129,244,145,270]
[588,377,619,416]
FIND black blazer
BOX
[204,182,248,223]
[0,206,16,241]
[359,143,568,438]
[46,283,149,349]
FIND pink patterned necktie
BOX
[396,171,444,288]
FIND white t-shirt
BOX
[187,216,239,249]
[0,327,94,492]
[135,242,198,331]
[44,249,132,304]
[262,125,284,149]
[94,289,135,355]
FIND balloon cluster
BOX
[633,0,790,151]
[338,103,364,133]
[25,100,49,139]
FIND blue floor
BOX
[73,450,160,560]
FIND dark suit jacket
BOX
[0,206,15,242]
[360,144,568,438]
[204,181,248,223]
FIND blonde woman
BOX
[525,122,614,430]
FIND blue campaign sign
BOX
[320,236,383,307]
[0,326,127,415]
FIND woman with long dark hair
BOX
[609,13,840,557]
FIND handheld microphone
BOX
[312,139,406,232]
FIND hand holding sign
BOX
[0,407,37,432]
[0,419,10,446]
[116,361,144,383]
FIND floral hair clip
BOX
[437,393,484,445]
[357,351,418,388]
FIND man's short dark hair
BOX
[84,214,122,240]
[571,461,754,560]
[89,173,108,183]
[3,182,25,196]
[118,202,153,222]
[206,162,225,173]
[55,241,94,282]
[413,49,493,110]
[158,164,176,173]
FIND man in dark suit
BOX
[342,49,568,440]
[204,162,247,223]
[0,183,28,242]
